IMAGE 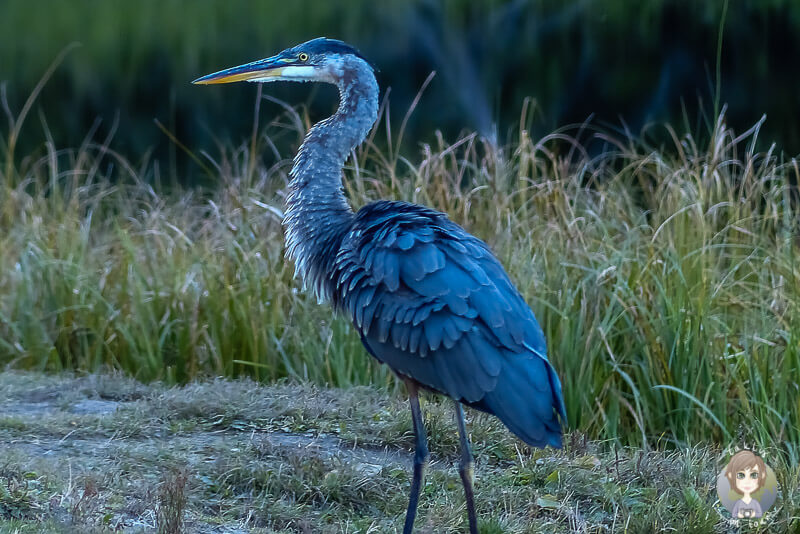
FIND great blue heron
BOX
[194,37,566,534]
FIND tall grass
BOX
[1,70,798,454]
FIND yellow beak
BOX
[192,57,286,85]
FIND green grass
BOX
[1,59,799,464]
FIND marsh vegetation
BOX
[1,41,799,532]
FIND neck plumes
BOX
[283,58,379,302]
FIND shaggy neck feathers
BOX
[283,56,379,301]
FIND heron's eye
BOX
[737,472,745,479]
[298,53,309,62]
[750,472,759,479]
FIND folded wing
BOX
[332,200,566,447]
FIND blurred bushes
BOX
[1,0,799,179]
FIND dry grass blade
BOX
[4,42,81,181]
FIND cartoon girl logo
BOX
[716,450,778,519]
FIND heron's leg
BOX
[403,380,429,534]
[454,401,478,534]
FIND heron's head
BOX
[192,37,373,86]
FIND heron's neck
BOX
[283,60,379,301]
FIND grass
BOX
[0,371,797,532]
[1,56,800,464]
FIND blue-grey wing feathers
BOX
[332,200,566,448]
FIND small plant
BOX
[0,467,42,520]
[157,467,189,534]
[70,476,100,525]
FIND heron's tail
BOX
[470,350,565,449]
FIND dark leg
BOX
[403,380,429,534]
[454,401,478,534]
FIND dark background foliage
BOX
[1,0,798,178]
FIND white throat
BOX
[250,65,319,83]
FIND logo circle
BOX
[716,450,778,519]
